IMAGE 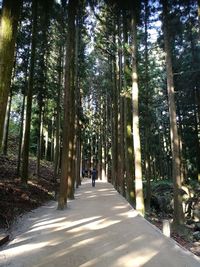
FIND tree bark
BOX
[144,0,151,211]
[113,55,118,189]
[74,20,80,187]
[117,13,125,195]
[54,46,62,179]
[50,116,54,162]
[131,8,145,216]
[188,17,200,182]
[58,0,77,209]
[36,104,43,177]
[67,18,76,200]
[2,89,12,155]
[44,118,49,160]
[0,0,22,151]
[21,0,38,183]
[198,0,200,39]
[17,92,26,175]
[122,10,134,204]
[162,0,184,227]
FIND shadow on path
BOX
[0,179,200,267]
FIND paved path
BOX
[0,179,200,267]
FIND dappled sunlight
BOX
[55,216,102,232]
[97,179,108,183]
[1,180,200,267]
[2,242,50,257]
[83,190,93,194]
[8,235,32,247]
[80,179,93,185]
[127,210,139,218]
[114,237,158,267]
[71,236,100,248]
[118,210,138,219]
[97,188,110,192]
[101,192,116,196]
[96,188,116,194]
[85,218,121,230]
[79,236,158,267]
[27,219,70,233]
[115,249,158,267]
[86,194,97,198]
[28,211,57,223]
[31,217,67,228]
[112,205,128,210]
[38,203,56,209]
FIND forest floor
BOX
[0,155,199,260]
[146,214,200,257]
[0,155,57,229]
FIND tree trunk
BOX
[44,119,49,160]
[74,26,80,188]
[51,116,54,162]
[0,0,22,151]
[99,124,103,180]
[17,92,26,175]
[102,102,107,181]
[54,46,62,179]
[188,18,200,181]
[21,0,38,183]
[122,10,134,204]
[177,101,186,183]
[113,54,118,189]
[17,44,30,175]
[58,0,77,209]
[198,0,200,40]
[104,88,109,182]
[162,0,184,227]
[117,14,125,195]
[75,3,84,188]
[194,88,200,182]
[143,0,151,211]
[2,90,12,155]
[131,8,145,216]
[67,25,76,200]
[36,104,43,177]
[110,58,116,186]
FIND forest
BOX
[0,0,200,256]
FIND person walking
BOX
[91,168,97,187]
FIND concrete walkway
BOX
[0,179,200,267]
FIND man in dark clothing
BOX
[82,168,85,178]
[91,168,97,187]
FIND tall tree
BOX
[0,0,22,150]
[21,0,38,183]
[198,0,200,39]
[35,0,52,177]
[122,9,134,204]
[58,0,78,209]
[143,0,151,211]
[2,88,12,155]
[161,0,184,228]
[54,45,63,179]
[117,11,125,195]
[130,7,145,216]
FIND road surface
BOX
[0,179,200,267]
